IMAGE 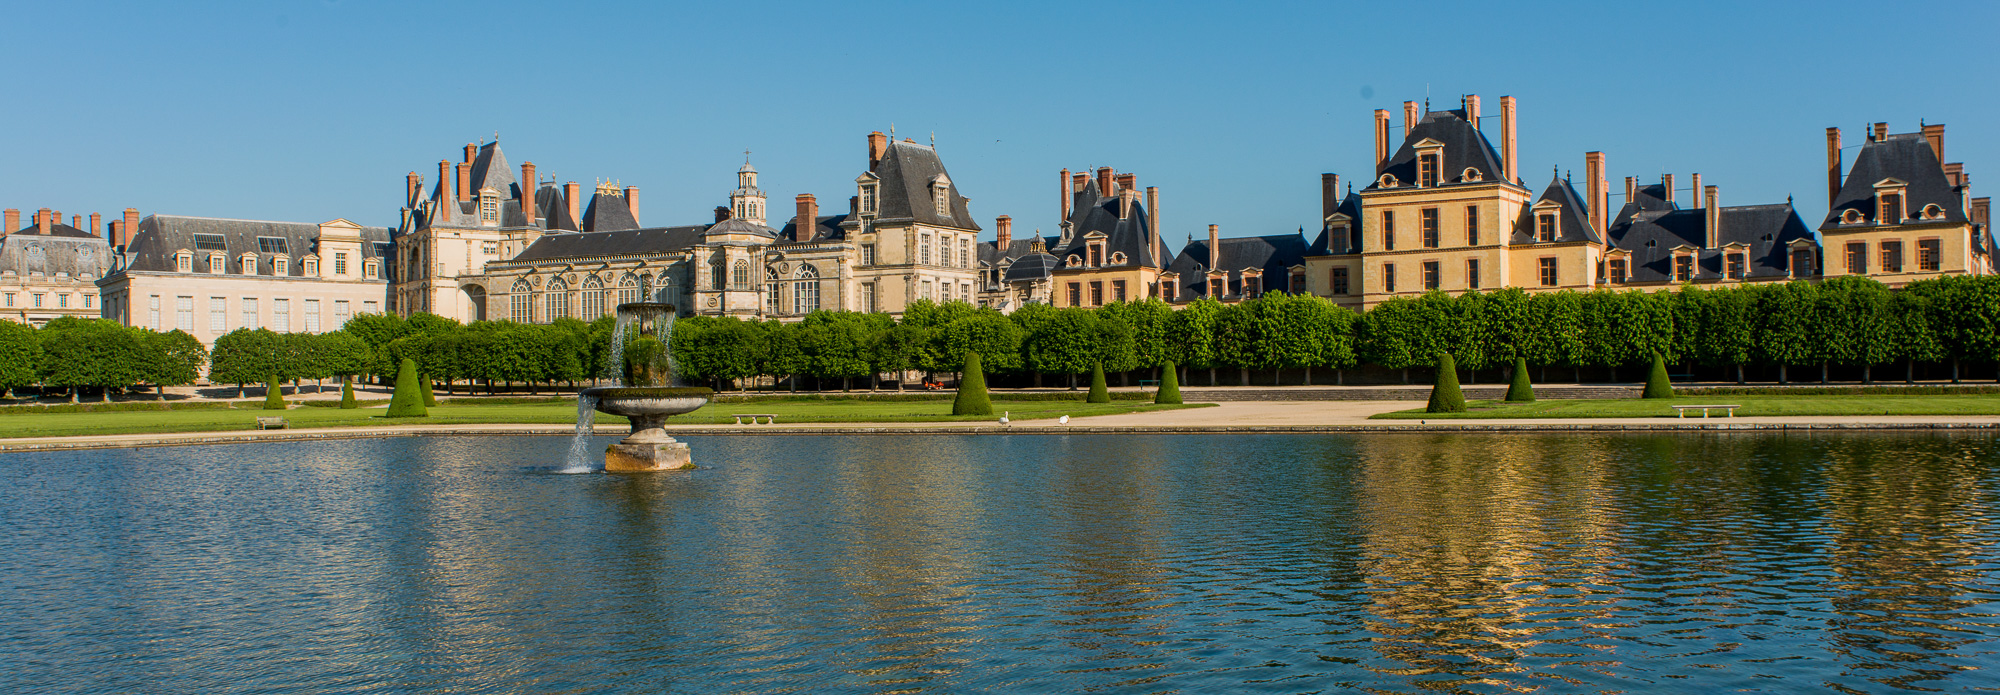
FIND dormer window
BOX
[1067,254,1083,268]
[1842,209,1864,224]
[860,184,877,214]
[274,256,290,275]
[1537,213,1557,242]
[1461,168,1482,183]
[1922,203,1945,220]
[240,253,258,275]
[363,259,379,279]
[478,189,500,224]
[1110,251,1127,265]
[303,256,320,277]
[1087,243,1103,267]
[1418,153,1439,187]
[176,251,193,273]
[1879,192,1903,224]
[930,175,953,218]
[208,252,226,274]
[1378,173,1399,188]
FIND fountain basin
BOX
[581,386,713,471]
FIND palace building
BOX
[1819,122,1992,283]
[980,167,1170,310]
[0,208,115,324]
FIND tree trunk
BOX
[237,384,245,399]
[1736,364,1745,384]
[1239,367,1248,386]
[1031,372,1040,388]
[1120,371,1129,387]
[101,387,110,403]
[1907,359,1915,384]
[1209,367,1217,386]
[1401,368,1409,385]
[157,385,165,401]
[1863,364,1872,384]
[69,388,78,404]
[1779,364,1788,384]
[1952,357,1961,384]
[843,376,850,392]
[1303,365,1312,386]
[1336,368,1344,385]
[1820,362,1829,384]
[1573,366,1582,383]
[1068,373,1077,390]
[871,373,879,391]
[790,375,798,393]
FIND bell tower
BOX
[730,154,767,226]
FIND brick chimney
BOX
[868,131,887,171]
[437,160,451,203]
[1374,109,1391,173]
[565,182,581,227]
[794,194,817,243]
[714,206,731,223]
[90,212,101,236]
[1207,224,1220,271]
[996,214,1012,248]
[1825,127,1843,208]
[1500,96,1518,184]
[1144,186,1160,264]
[1972,197,1990,228]
[1119,188,1136,220]
[37,208,51,234]
[1922,123,1945,162]
[1704,185,1720,249]
[521,162,537,223]
[1585,152,1607,234]
[1463,94,1481,129]
[463,143,476,164]
[1321,173,1339,221]
[456,162,471,202]
[1072,173,1088,193]
[122,208,138,246]
[1945,163,1965,187]
[1872,122,1888,142]
[1623,176,1635,205]
[625,186,640,225]
[70,215,80,230]
[1402,101,1419,137]
[1691,174,1703,209]
[406,172,420,208]
[1059,168,1071,221]
[1663,174,1676,205]
[1096,166,1114,195]
[3,209,17,234]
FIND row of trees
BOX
[0,317,208,401]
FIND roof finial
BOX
[930,131,935,147]
[889,123,896,139]
[493,131,499,143]
[744,148,752,163]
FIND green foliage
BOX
[1087,362,1110,403]
[386,358,427,417]
[951,352,992,416]
[142,330,208,390]
[1166,297,1223,369]
[1426,352,1466,413]
[935,311,1024,372]
[40,319,145,394]
[0,321,41,391]
[420,372,437,407]
[1506,355,1535,402]
[1020,307,1100,378]
[1154,360,1182,404]
[1643,352,1675,399]
[263,377,285,410]
[340,377,358,409]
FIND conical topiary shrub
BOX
[420,373,437,407]
[1505,355,1536,402]
[1426,352,1466,413]
[1155,361,1182,405]
[952,352,992,416]
[1643,352,1675,399]
[263,376,285,410]
[386,358,428,418]
[1087,362,1110,403]
[340,376,358,409]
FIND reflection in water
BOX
[2,433,1998,693]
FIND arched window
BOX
[581,275,605,319]
[766,267,782,312]
[510,280,533,323]
[617,273,640,306]
[793,264,820,313]
[544,277,569,322]
[731,260,750,289]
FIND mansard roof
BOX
[123,215,389,275]
[1369,109,1510,190]
[979,235,1061,267]
[0,225,111,277]
[469,142,520,200]
[1822,132,1967,229]
[1162,233,1308,298]
[1520,172,1602,244]
[1001,248,1059,282]
[703,217,779,239]
[1048,179,1166,267]
[582,191,639,232]
[509,225,708,263]
[1308,190,1365,256]
[6,221,100,239]
[874,140,980,231]
[1608,200,1815,283]
[776,213,853,244]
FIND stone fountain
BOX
[577,302,712,472]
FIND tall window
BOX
[1331,267,1350,295]
[304,299,321,333]
[711,260,727,290]
[208,253,226,274]
[1088,244,1103,266]
[1089,281,1104,306]
[1209,277,1226,298]
[1537,214,1556,242]
[333,253,348,276]
[1467,259,1482,289]
[860,184,877,214]
[1792,249,1815,277]
[765,268,782,312]
[1465,205,1480,246]
[1244,276,1261,298]
[1067,282,1081,305]
[934,185,951,216]
[862,244,877,265]
[1539,258,1559,286]
[959,238,970,268]
[176,253,192,273]
[1879,193,1903,224]
[1421,208,1440,248]
[303,257,318,276]
[617,274,641,306]
[1726,253,1747,279]
[1919,239,1941,271]
[241,298,258,330]
[479,192,499,223]
[273,298,291,332]
[920,234,932,264]
[545,278,569,321]
[1880,241,1903,273]
[1113,279,1128,302]
[1846,242,1868,274]
[1381,211,1396,250]
[275,257,289,275]
[511,280,533,323]
[793,265,820,313]
[176,296,194,331]
[581,276,605,318]
[1669,255,1690,282]
[731,260,750,289]
[209,297,226,333]
[1609,259,1627,284]
[334,300,351,328]
[1418,153,1439,187]
[1383,263,1397,293]
[861,283,877,313]
[1422,261,1440,290]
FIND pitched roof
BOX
[1162,233,1308,299]
[979,235,1060,267]
[122,215,389,275]
[468,142,519,199]
[873,140,980,231]
[703,217,779,239]
[1044,179,1168,267]
[510,225,708,263]
[6,222,101,239]
[1518,172,1602,244]
[538,185,577,231]
[1002,248,1059,282]
[1308,190,1365,255]
[0,227,112,277]
[1369,109,1509,190]
[1608,203,1815,283]
[582,191,640,232]
[1822,133,1967,229]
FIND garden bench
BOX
[1670,404,1739,418]
[255,417,289,430]
[732,414,776,425]
[1138,379,1159,387]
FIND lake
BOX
[3,433,1998,693]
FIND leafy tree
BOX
[951,351,992,416]
[211,328,283,396]
[1426,351,1465,413]
[935,311,1025,372]
[1697,285,1757,383]
[40,318,145,402]
[1166,297,1223,384]
[1815,276,1892,382]
[0,320,40,397]
[868,323,928,390]
[803,312,876,390]
[141,329,208,398]
[1754,281,1820,383]
[1521,290,1587,379]
[1022,307,1100,388]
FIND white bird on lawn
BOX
[999,411,1010,425]
[1058,415,1070,425]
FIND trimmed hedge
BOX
[1155,362,1182,405]
[0,400,238,415]
[386,358,427,418]
[1426,352,1466,413]
[1087,363,1110,403]
[1505,355,1535,402]
[1643,352,1675,399]
[952,352,993,416]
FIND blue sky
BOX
[6,1,1994,244]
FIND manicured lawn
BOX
[0,400,1206,439]
[1374,395,2000,419]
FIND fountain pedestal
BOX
[582,387,712,472]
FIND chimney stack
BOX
[1971,197,1990,228]
[71,215,81,230]
[1826,127,1843,208]
[521,162,537,223]
[997,215,1013,248]
[1116,173,1136,194]
[2,209,16,234]
[1500,96,1518,184]
[1872,122,1888,142]
[37,208,51,234]
[1463,94,1481,129]
[1402,101,1419,137]
[795,194,817,243]
[122,208,139,247]
[1623,175,1635,204]
[436,160,451,202]
[1663,174,1676,205]
[714,206,731,223]
[1704,185,1720,249]
[1321,173,1340,221]
[1072,173,1088,193]
[1059,168,1071,221]
[1585,152,1607,234]
[867,131,887,171]
[1945,163,1966,188]
[1374,109,1392,173]
[565,181,581,227]
[1922,123,1945,163]
[1207,224,1220,272]
[90,212,101,236]
[1691,174,1703,208]
[1096,167,1114,195]
[625,186,640,225]
[456,162,471,202]
[1144,186,1160,264]
[406,172,421,208]
[1119,188,1135,220]
[463,143,476,164]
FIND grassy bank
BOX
[0,399,1206,439]
[1374,395,2000,419]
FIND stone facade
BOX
[0,208,115,324]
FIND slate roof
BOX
[703,217,779,239]
[873,140,980,231]
[1607,195,1816,283]
[122,215,389,275]
[776,213,852,244]
[1822,133,1968,229]
[1002,248,1059,283]
[1308,190,1365,256]
[582,192,640,232]
[1047,179,1166,268]
[0,225,111,277]
[1369,109,1510,189]
[538,185,577,231]
[1518,172,1602,244]
[469,142,520,200]
[1162,233,1309,299]
[509,225,709,263]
